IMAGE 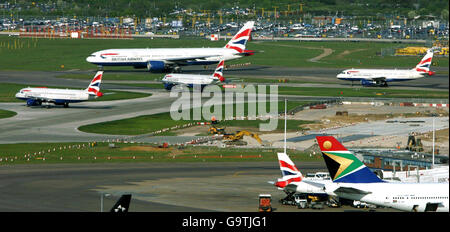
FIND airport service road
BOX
[0,161,399,212]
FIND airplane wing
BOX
[333,186,372,195]
[302,180,326,189]
[162,54,220,63]
[27,96,55,103]
[368,77,387,81]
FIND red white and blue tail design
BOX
[414,49,434,76]
[224,21,254,53]
[316,136,383,183]
[274,152,303,188]
[86,71,103,97]
[211,60,225,82]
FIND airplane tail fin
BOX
[86,71,104,97]
[110,194,132,212]
[414,49,434,76]
[316,136,384,183]
[211,60,225,82]
[274,152,303,188]
[224,21,254,53]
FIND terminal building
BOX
[350,148,449,171]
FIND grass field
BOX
[0,142,321,165]
[57,73,164,81]
[276,86,449,99]
[78,101,314,135]
[0,83,152,102]
[0,109,17,119]
[0,36,447,72]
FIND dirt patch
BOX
[418,128,449,143]
[301,112,442,131]
[265,43,334,63]
[336,49,368,59]
[307,48,334,62]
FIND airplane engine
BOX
[361,79,387,87]
[26,99,41,106]
[146,61,166,72]
[360,79,377,86]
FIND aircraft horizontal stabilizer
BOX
[334,187,372,195]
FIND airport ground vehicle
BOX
[223,130,263,145]
[258,194,272,212]
[208,126,226,135]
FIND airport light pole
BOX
[284,98,287,154]
[432,116,435,169]
[100,193,111,212]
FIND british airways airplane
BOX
[162,60,225,90]
[336,49,435,87]
[15,71,104,108]
[316,136,449,212]
[86,21,255,72]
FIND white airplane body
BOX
[381,165,449,183]
[324,181,449,212]
[15,71,104,107]
[162,60,225,90]
[273,152,331,195]
[316,136,449,212]
[86,21,255,72]
[337,50,435,86]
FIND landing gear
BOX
[63,102,69,108]
[97,65,104,71]
[173,66,182,73]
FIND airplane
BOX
[86,21,255,72]
[110,194,132,213]
[15,71,104,108]
[272,152,331,196]
[336,49,435,87]
[316,135,449,212]
[161,60,225,90]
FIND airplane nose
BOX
[336,74,346,79]
[86,55,97,63]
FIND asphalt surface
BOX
[0,161,330,212]
[0,65,448,91]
